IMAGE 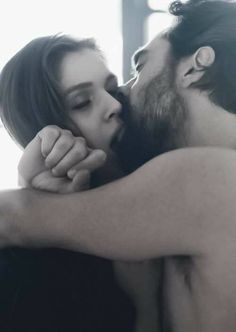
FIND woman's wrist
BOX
[0,190,21,247]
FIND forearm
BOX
[0,179,146,257]
[0,147,234,261]
[0,149,201,259]
[0,188,67,249]
[0,187,104,253]
[0,188,29,248]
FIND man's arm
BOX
[2,147,236,260]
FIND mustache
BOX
[115,89,131,123]
[113,103,158,173]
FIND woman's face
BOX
[59,49,124,153]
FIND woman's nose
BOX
[104,94,122,121]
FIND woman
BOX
[0,34,126,183]
[0,35,138,332]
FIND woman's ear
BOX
[176,46,215,88]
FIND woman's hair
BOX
[0,35,101,147]
[168,0,236,113]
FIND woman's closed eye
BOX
[71,94,93,111]
[72,99,91,110]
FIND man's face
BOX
[116,35,188,171]
[129,35,172,115]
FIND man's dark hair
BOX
[168,0,236,113]
[0,35,100,147]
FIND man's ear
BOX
[177,46,215,88]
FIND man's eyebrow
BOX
[65,82,93,96]
[132,48,148,68]
[105,73,118,87]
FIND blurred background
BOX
[0,0,176,189]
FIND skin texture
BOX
[17,48,146,331]
[18,126,107,192]
[18,49,125,190]
[126,35,236,152]
[19,124,161,332]
[60,49,123,154]
[3,30,236,331]
[5,147,236,331]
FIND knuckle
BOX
[57,137,73,150]
[52,166,63,176]
[94,149,107,162]
[46,125,59,130]
[74,142,88,158]
[77,136,86,144]
[62,129,73,136]
[45,157,55,168]
[41,126,60,139]
[77,147,88,160]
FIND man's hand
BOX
[18,125,107,192]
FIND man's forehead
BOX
[133,33,170,63]
[147,33,170,52]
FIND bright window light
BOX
[0,0,122,81]
[148,0,173,11]
[0,128,22,189]
[145,12,174,42]
[148,0,188,11]
[0,0,122,189]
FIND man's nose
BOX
[118,78,135,98]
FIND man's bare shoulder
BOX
[138,146,236,177]
[130,146,236,209]
[136,146,236,197]
[141,147,236,254]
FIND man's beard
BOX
[114,64,188,173]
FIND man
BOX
[1,0,236,330]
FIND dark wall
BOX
[122,0,150,82]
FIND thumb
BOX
[70,169,91,191]
[31,171,59,192]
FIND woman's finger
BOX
[38,125,61,158]
[67,149,107,179]
[51,138,90,177]
[45,133,85,169]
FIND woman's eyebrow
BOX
[65,82,93,96]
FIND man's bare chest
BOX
[162,256,236,331]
